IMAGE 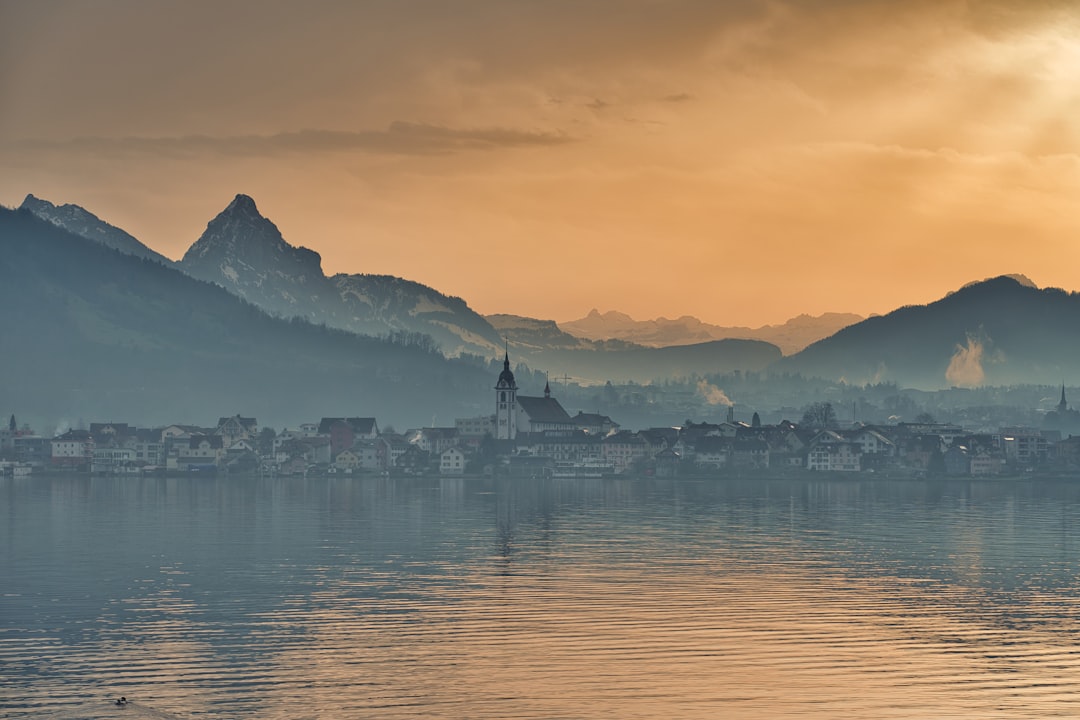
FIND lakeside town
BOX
[4,354,1080,480]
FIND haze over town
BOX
[4,0,1080,326]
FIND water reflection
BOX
[5,475,1080,718]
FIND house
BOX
[377,434,411,470]
[1000,427,1052,465]
[216,415,258,446]
[943,445,971,475]
[693,436,731,470]
[133,428,165,466]
[515,430,602,464]
[318,417,379,457]
[456,415,495,438]
[440,447,466,475]
[573,411,619,436]
[91,446,138,474]
[969,448,1005,475]
[412,427,460,455]
[732,437,769,469]
[653,448,681,477]
[178,434,224,470]
[807,440,860,472]
[639,427,678,456]
[52,430,94,469]
[334,449,360,471]
[601,431,647,473]
[275,436,331,468]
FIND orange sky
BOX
[3,0,1080,327]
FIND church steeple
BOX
[544,379,551,398]
[495,349,518,440]
[1059,383,1068,414]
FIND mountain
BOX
[560,309,862,354]
[776,276,1080,388]
[0,207,493,429]
[487,314,592,350]
[332,274,502,357]
[179,194,335,321]
[489,314,781,383]
[178,194,503,356]
[19,194,174,267]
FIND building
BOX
[495,352,518,440]
[440,447,466,475]
[456,415,495,438]
[318,417,379,457]
[52,430,93,469]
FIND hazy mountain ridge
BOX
[25,192,776,374]
[487,313,781,383]
[487,314,593,350]
[561,309,863,354]
[19,193,1071,395]
[0,207,492,428]
[778,276,1080,388]
[333,273,503,356]
[19,193,174,267]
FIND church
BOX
[495,352,576,440]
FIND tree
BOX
[257,427,278,457]
[800,402,838,429]
[8,414,15,433]
[914,412,936,424]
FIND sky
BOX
[3,0,1080,327]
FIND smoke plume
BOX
[697,380,733,406]
[945,336,985,387]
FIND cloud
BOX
[9,122,575,159]
[945,336,986,387]
[697,380,733,406]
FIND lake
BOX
[5,474,1080,718]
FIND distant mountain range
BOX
[488,314,782,383]
[0,206,493,429]
[559,309,863,355]
[18,192,791,382]
[777,275,1079,388]
[12,191,1077,405]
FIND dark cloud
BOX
[8,122,575,159]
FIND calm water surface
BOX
[5,474,1080,718]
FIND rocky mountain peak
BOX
[179,194,328,318]
[18,193,173,266]
[223,193,261,217]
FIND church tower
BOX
[1059,384,1068,414]
[495,351,518,440]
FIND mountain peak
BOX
[17,193,173,266]
[959,274,1037,292]
[180,194,326,317]
[225,193,260,216]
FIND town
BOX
[3,354,1080,480]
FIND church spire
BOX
[1059,383,1068,414]
[544,379,551,398]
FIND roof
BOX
[517,395,573,424]
[318,417,378,435]
[496,352,516,389]
[217,416,257,430]
[573,412,616,426]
